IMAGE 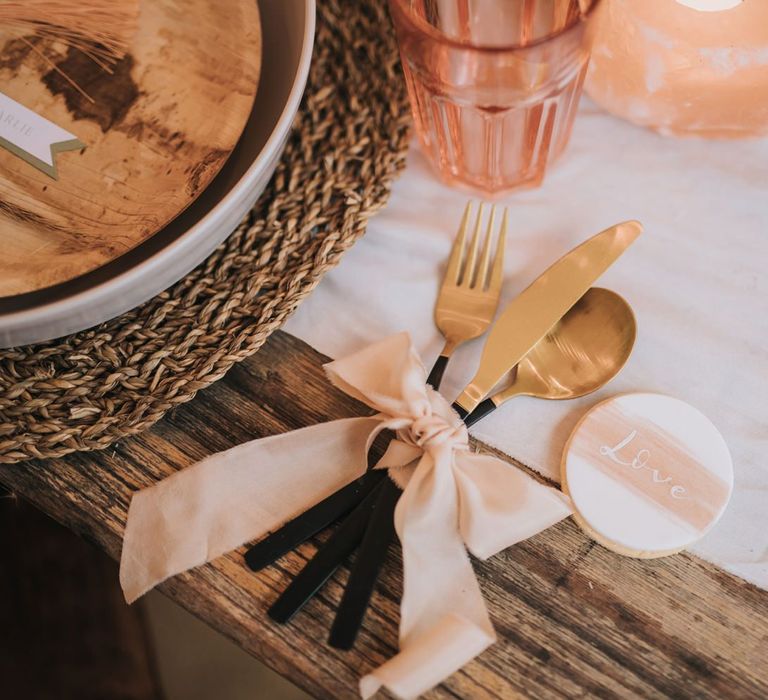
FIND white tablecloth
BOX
[284,98,768,590]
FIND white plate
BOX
[0,0,315,348]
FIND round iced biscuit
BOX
[562,393,733,558]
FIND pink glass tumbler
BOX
[389,0,603,194]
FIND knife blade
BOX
[453,220,642,415]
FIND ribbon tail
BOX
[360,612,492,700]
[454,452,573,560]
[361,449,495,700]
[361,451,574,698]
[119,416,381,603]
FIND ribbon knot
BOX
[405,403,467,453]
[119,333,572,700]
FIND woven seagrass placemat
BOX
[0,0,410,464]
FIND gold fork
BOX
[262,202,508,649]
[427,202,507,388]
[324,202,507,648]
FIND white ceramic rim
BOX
[1,0,316,347]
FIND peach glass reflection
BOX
[586,0,768,138]
[388,0,602,194]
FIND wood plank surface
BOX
[0,330,766,699]
[0,0,260,296]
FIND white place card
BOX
[0,91,84,179]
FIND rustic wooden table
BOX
[1,330,766,700]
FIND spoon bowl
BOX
[495,287,636,404]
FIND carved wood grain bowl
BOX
[0,0,261,296]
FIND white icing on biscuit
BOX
[563,393,733,557]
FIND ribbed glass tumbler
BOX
[389,0,603,194]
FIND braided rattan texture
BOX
[0,0,411,464]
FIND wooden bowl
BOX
[0,0,262,296]
[0,0,315,348]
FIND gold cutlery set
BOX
[246,205,642,647]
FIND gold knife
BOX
[453,220,642,417]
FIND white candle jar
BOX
[585,0,768,138]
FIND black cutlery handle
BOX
[463,397,497,428]
[452,402,469,421]
[426,354,450,390]
[267,352,464,633]
[328,477,401,649]
[324,396,500,646]
[268,480,385,624]
[248,349,456,572]
[245,470,385,571]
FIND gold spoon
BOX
[465,287,636,426]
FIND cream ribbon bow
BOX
[119,333,573,699]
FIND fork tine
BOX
[462,202,483,287]
[478,204,496,289]
[489,207,507,292]
[445,202,471,285]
